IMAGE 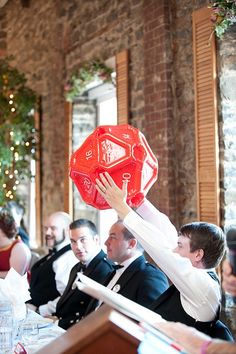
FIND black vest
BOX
[151,271,220,336]
[29,244,71,307]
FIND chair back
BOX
[209,320,234,342]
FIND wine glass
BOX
[19,321,39,346]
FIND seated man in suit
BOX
[95,172,227,338]
[85,219,169,315]
[54,218,114,330]
[27,211,77,314]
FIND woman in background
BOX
[0,208,31,278]
[5,201,30,247]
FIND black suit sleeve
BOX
[135,267,169,308]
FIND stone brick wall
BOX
[0,6,6,57]
[0,0,227,229]
[217,27,236,337]
[218,27,236,228]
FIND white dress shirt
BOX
[124,201,221,322]
[107,253,142,291]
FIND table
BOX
[14,310,65,353]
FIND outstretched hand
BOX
[95,172,132,219]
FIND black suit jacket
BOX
[55,250,114,329]
[85,255,169,316]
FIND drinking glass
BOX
[0,301,14,353]
[19,321,39,346]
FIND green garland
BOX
[209,0,236,38]
[64,59,115,102]
[0,56,37,205]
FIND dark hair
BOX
[70,218,98,237]
[5,201,24,217]
[179,222,226,268]
[115,220,144,252]
[0,208,17,239]
[4,201,28,233]
[225,225,236,242]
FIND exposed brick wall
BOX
[0,7,7,57]
[2,0,209,228]
[142,0,176,221]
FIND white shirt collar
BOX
[119,252,142,270]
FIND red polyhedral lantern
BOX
[69,124,158,210]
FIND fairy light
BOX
[1,59,37,204]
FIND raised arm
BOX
[95,173,220,320]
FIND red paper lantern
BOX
[70,124,158,210]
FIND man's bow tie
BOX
[78,263,87,272]
[113,264,124,270]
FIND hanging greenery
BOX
[64,59,115,102]
[0,56,37,205]
[209,0,236,38]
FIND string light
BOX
[1,57,37,204]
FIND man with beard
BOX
[27,211,77,315]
